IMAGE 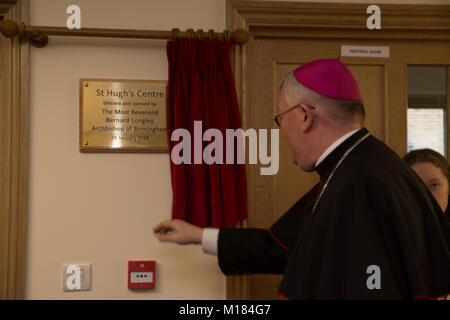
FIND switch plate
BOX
[63,264,91,292]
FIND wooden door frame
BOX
[226,0,450,300]
[0,0,29,300]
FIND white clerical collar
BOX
[315,128,361,168]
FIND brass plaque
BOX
[80,79,168,152]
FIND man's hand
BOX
[153,219,203,245]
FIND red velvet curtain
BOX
[166,39,248,228]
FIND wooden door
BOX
[245,38,399,299]
[226,1,450,300]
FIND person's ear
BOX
[299,104,314,132]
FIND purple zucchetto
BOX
[293,58,362,101]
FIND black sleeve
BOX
[366,177,450,298]
[270,183,320,251]
[217,228,288,275]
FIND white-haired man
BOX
[154,58,450,299]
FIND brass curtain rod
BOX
[0,20,249,48]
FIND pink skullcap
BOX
[293,58,362,100]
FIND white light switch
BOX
[63,264,91,292]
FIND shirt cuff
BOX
[202,228,219,256]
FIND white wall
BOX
[26,0,226,300]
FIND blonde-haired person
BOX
[404,148,450,223]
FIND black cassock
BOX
[218,128,450,299]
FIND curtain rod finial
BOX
[232,29,249,46]
[0,20,20,38]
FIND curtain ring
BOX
[171,28,180,40]
[186,28,194,39]
[197,29,204,40]
[30,29,48,48]
[208,29,215,40]
[223,30,231,41]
